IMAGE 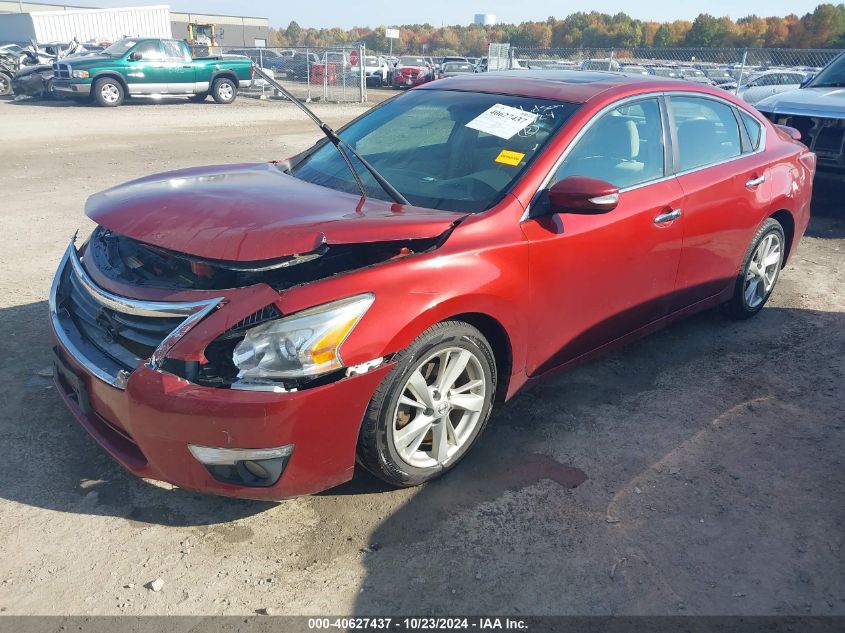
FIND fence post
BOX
[305,47,312,102]
[509,47,514,70]
[360,44,367,103]
[608,49,614,71]
[735,50,748,95]
[323,48,329,101]
[258,48,264,97]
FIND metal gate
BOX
[488,43,511,71]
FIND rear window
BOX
[444,63,473,72]
[740,111,763,151]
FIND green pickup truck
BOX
[52,38,254,107]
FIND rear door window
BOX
[163,40,189,62]
[670,96,742,172]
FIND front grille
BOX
[63,266,183,368]
[814,126,845,156]
[50,241,223,389]
[53,62,71,79]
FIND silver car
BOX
[440,61,475,78]
[737,70,810,105]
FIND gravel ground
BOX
[0,94,843,617]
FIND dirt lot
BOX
[0,94,843,617]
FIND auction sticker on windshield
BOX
[495,150,525,166]
[466,104,539,139]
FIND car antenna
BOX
[252,65,409,205]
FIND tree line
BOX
[268,3,845,55]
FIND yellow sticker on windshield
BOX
[495,150,525,166]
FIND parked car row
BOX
[517,57,818,104]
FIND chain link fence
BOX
[502,46,841,91]
[197,44,367,103]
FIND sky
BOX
[88,0,826,29]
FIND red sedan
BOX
[391,55,434,87]
[50,71,814,499]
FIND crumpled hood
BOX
[85,162,466,261]
[755,87,845,118]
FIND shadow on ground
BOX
[348,301,845,614]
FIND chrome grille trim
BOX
[52,62,71,79]
[50,239,224,389]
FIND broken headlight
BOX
[231,293,374,382]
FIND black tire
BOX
[357,321,497,487]
[726,218,786,319]
[211,77,237,104]
[44,77,58,100]
[0,72,12,96]
[189,92,209,102]
[92,77,124,107]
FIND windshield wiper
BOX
[252,65,409,205]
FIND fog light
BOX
[189,444,293,488]
[242,459,270,479]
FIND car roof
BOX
[419,70,703,104]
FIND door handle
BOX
[654,208,682,224]
[745,176,766,188]
[183,65,191,68]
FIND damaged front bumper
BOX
[52,79,92,96]
[49,239,393,499]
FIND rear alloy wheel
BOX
[211,77,237,104]
[93,77,124,107]
[357,321,496,487]
[727,218,785,319]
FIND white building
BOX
[474,13,496,26]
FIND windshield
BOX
[292,90,579,213]
[809,53,845,87]
[102,39,138,57]
[399,57,426,65]
[444,63,473,72]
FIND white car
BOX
[737,70,809,105]
[362,55,391,87]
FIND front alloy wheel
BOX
[93,78,124,107]
[392,347,488,469]
[357,321,496,487]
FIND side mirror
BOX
[128,51,142,61]
[800,74,814,88]
[546,176,620,214]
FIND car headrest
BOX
[590,116,640,161]
[677,118,720,169]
